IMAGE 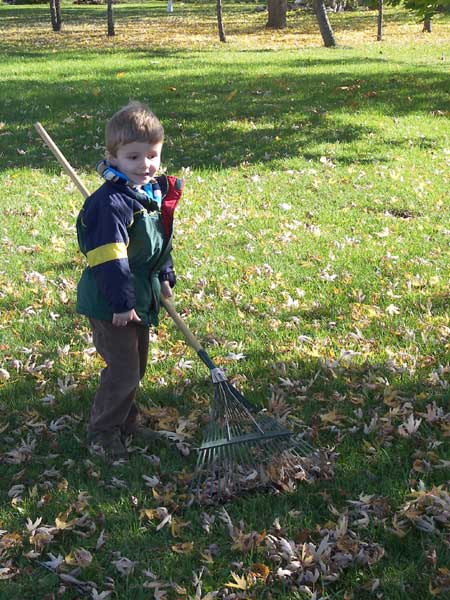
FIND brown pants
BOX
[88,318,150,437]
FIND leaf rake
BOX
[161,300,322,505]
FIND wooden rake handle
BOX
[35,122,90,200]
[159,296,203,353]
[34,121,204,354]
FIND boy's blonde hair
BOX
[106,101,164,157]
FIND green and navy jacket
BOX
[76,168,183,326]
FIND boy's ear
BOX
[105,150,115,164]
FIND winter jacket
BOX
[76,174,183,326]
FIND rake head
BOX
[190,375,332,505]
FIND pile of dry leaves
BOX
[393,482,450,538]
[213,507,385,599]
[191,445,337,506]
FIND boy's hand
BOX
[112,309,141,327]
[160,280,173,299]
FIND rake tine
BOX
[223,381,266,433]
[291,434,316,456]
[225,442,235,497]
[219,444,228,496]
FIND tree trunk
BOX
[377,0,383,41]
[312,0,336,47]
[216,0,226,42]
[266,0,287,29]
[49,0,61,32]
[107,0,115,36]
[422,17,431,33]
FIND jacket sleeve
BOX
[159,255,176,288]
[82,193,136,313]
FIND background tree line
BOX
[9,0,449,47]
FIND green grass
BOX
[0,3,450,599]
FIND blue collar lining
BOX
[96,160,162,208]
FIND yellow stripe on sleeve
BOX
[86,242,128,267]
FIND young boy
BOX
[76,101,183,460]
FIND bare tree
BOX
[377,0,383,40]
[216,0,226,42]
[267,0,287,29]
[50,0,62,32]
[107,0,115,36]
[312,0,336,47]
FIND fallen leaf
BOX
[225,571,251,590]
[0,368,10,381]
[65,547,93,568]
[250,562,270,580]
[171,542,194,554]
[111,556,136,576]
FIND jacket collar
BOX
[96,160,162,209]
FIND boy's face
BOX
[110,141,163,186]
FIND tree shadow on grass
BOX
[1,49,448,174]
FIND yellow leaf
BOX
[225,572,252,590]
[29,484,38,498]
[172,583,188,595]
[226,90,237,102]
[116,71,126,78]
[171,542,194,554]
[92,87,101,96]
[139,508,157,521]
[170,518,191,537]
[320,409,342,424]
[55,516,76,530]
[200,550,215,564]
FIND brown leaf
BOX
[0,532,22,549]
[250,562,270,580]
[64,547,93,568]
[231,529,266,553]
[140,508,158,521]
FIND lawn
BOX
[0,2,449,599]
